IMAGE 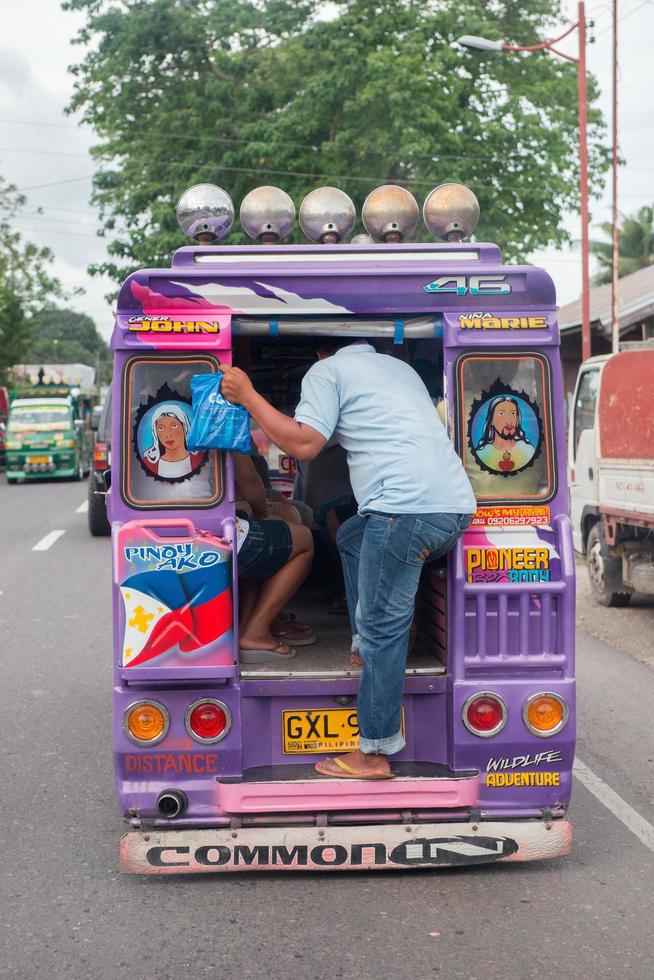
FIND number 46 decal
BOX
[423,275,511,296]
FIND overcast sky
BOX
[1,0,653,342]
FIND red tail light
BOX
[185,699,232,744]
[462,692,507,737]
[93,442,109,470]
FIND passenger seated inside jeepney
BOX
[294,440,356,614]
[228,334,455,677]
[233,453,315,662]
[251,447,314,528]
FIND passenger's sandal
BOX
[271,625,317,646]
[314,757,395,780]
[239,644,297,663]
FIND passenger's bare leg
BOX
[238,579,261,635]
[267,499,302,525]
[268,505,313,633]
[240,523,314,651]
[324,506,340,546]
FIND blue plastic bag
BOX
[187,372,252,454]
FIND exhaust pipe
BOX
[157,789,188,819]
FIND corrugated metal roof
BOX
[558,263,654,332]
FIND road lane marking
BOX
[32,530,66,552]
[76,500,89,513]
[574,757,654,854]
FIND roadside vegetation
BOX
[590,203,654,284]
[0,177,65,384]
[64,0,609,285]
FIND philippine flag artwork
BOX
[118,524,233,669]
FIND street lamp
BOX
[458,2,592,362]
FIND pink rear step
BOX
[217,762,479,814]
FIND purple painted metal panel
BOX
[109,239,575,838]
[240,691,449,770]
[114,243,555,322]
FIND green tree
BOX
[65,0,608,284]
[0,177,65,383]
[25,309,112,385]
[590,204,654,285]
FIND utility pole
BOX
[611,0,620,353]
[578,1,592,361]
[457,4,592,361]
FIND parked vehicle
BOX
[0,385,8,468]
[87,391,112,536]
[5,376,94,483]
[569,344,654,606]
[113,183,574,875]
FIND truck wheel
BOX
[87,478,110,536]
[586,524,631,607]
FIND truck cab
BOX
[113,183,575,874]
[569,345,654,605]
[568,355,606,554]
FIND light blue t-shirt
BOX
[294,343,477,515]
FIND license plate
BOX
[28,455,51,464]
[282,708,404,754]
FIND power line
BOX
[595,0,652,35]
[16,210,98,227]
[0,132,563,167]
[0,117,539,163]
[0,119,83,129]
[19,203,97,216]
[14,153,651,193]
[0,145,89,159]
[15,175,94,192]
[5,142,654,190]
[14,226,101,239]
[0,117,635,170]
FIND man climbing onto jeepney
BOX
[220,339,476,779]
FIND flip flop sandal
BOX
[349,652,364,667]
[276,610,296,622]
[239,643,297,663]
[271,626,317,646]
[271,613,312,633]
[314,757,395,780]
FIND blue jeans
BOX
[336,511,471,755]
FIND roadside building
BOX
[559,264,654,404]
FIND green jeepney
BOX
[5,383,93,483]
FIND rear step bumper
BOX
[217,762,479,813]
[120,818,573,873]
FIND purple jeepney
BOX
[112,238,574,873]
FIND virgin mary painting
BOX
[135,395,207,484]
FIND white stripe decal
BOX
[32,529,66,552]
[427,840,503,858]
[574,757,654,853]
[76,500,89,513]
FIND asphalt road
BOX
[1,479,653,980]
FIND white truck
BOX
[569,345,654,606]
